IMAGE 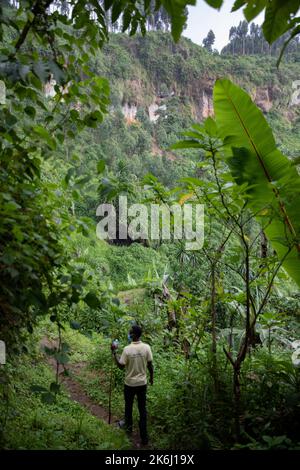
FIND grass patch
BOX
[0,354,130,450]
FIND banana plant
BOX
[213,79,300,288]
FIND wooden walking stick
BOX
[108,357,113,424]
[108,339,119,424]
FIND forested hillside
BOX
[48,32,300,216]
[1,0,300,453]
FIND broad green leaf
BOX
[204,117,218,136]
[33,125,57,150]
[292,156,300,166]
[263,0,300,43]
[122,7,132,32]
[104,0,114,11]
[182,130,205,140]
[205,0,223,8]
[24,106,36,118]
[214,79,300,287]
[180,177,204,187]
[232,0,247,12]
[111,1,123,23]
[171,140,202,149]
[243,0,267,21]
[162,0,196,42]
[54,352,69,364]
[97,160,106,174]
[84,291,101,308]
[61,342,70,353]
[232,0,267,21]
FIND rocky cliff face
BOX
[253,86,273,112]
[44,33,299,128]
[121,100,167,122]
[45,76,279,121]
[119,79,282,124]
[122,102,138,123]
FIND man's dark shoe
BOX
[118,420,132,433]
[141,438,148,446]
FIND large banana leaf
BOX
[213,78,300,288]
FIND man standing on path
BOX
[111,325,153,446]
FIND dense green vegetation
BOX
[1,0,300,452]
[2,353,130,450]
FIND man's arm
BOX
[147,361,154,385]
[112,350,125,370]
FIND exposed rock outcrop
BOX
[253,86,273,113]
[122,102,137,123]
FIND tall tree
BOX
[203,29,215,52]
[229,26,237,54]
[237,20,248,55]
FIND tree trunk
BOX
[211,262,217,355]
[211,262,219,394]
[260,230,268,259]
[233,364,241,440]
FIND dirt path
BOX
[40,338,142,449]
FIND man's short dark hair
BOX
[130,325,142,338]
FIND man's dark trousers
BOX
[124,384,148,443]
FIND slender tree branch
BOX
[14,0,54,53]
[255,246,293,320]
